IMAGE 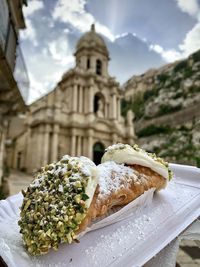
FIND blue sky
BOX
[20,0,200,103]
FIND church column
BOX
[43,124,50,165]
[71,134,76,156]
[84,87,88,113]
[112,93,117,120]
[102,59,107,77]
[117,97,121,121]
[77,136,82,156]
[87,129,93,159]
[51,124,59,162]
[88,136,93,159]
[91,55,96,73]
[82,136,87,156]
[104,102,109,118]
[82,87,85,114]
[78,86,83,113]
[107,103,109,118]
[72,84,78,112]
[112,133,118,144]
[37,126,43,168]
[88,86,93,113]
[81,55,87,69]
[28,128,37,172]
[0,129,5,182]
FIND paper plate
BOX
[0,163,200,267]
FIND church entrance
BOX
[93,142,105,165]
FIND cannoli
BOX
[18,155,98,255]
[96,144,172,216]
[19,144,172,256]
[79,144,172,227]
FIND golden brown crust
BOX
[77,187,99,233]
[77,164,166,233]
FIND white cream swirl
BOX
[101,144,171,180]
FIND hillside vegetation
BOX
[123,50,200,166]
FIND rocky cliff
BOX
[123,49,200,166]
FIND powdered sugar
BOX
[30,175,45,188]
[79,156,96,176]
[97,161,137,200]
[84,213,154,266]
[29,155,96,191]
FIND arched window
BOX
[94,94,100,113]
[96,59,102,75]
[93,142,105,165]
[87,58,90,69]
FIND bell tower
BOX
[74,24,110,77]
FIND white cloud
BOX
[149,44,164,54]
[48,37,74,66]
[95,22,115,41]
[150,37,200,63]
[20,19,38,45]
[115,32,138,41]
[179,21,200,55]
[27,72,46,103]
[52,0,115,41]
[174,0,200,59]
[23,0,44,17]
[176,0,200,18]
[161,49,183,62]
[150,44,182,62]
[150,0,200,63]
[20,0,44,44]
[63,28,70,34]
[27,70,64,104]
[25,38,75,104]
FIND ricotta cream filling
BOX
[85,168,98,208]
[101,144,169,180]
[78,156,98,208]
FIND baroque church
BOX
[7,25,135,173]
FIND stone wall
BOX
[123,50,200,166]
[124,62,175,100]
[136,101,200,132]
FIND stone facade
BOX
[9,25,135,173]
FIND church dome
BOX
[75,24,109,57]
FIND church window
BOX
[94,94,100,113]
[87,58,90,69]
[96,59,102,75]
[93,142,105,165]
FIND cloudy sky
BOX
[19,0,200,103]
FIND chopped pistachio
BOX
[18,155,94,256]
